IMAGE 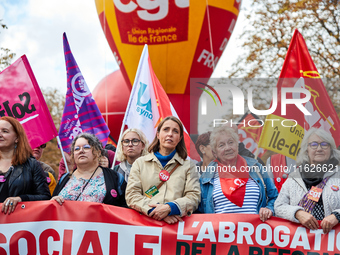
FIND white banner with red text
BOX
[0,201,339,255]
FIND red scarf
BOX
[215,155,249,207]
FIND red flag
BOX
[259,29,340,159]
[0,55,57,148]
[238,113,266,158]
[123,45,200,161]
[148,58,200,161]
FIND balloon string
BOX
[205,0,215,70]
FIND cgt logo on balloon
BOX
[113,0,189,45]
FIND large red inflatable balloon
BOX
[92,70,131,141]
[94,0,241,134]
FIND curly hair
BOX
[210,126,239,154]
[70,133,103,162]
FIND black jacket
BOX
[53,167,127,207]
[1,157,51,201]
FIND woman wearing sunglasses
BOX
[51,133,126,207]
[114,128,149,182]
[275,128,340,234]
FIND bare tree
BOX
[0,20,16,71]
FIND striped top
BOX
[213,172,260,214]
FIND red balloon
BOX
[92,70,130,141]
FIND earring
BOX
[14,143,17,149]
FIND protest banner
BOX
[0,201,339,255]
[0,55,57,149]
[58,33,110,153]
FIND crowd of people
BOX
[1,115,340,233]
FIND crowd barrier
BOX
[0,201,339,255]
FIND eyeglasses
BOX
[308,142,330,150]
[122,139,141,147]
[74,144,92,152]
[39,144,46,149]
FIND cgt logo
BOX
[199,80,312,116]
[114,0,189,21]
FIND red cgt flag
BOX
[237,112,266,159]
[258,29,340,159]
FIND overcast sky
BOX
[0,0,246,94]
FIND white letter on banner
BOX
[218,222,235,243]
[196,222,216,242]
[255,224,272,246]
[177,221,193,241]
[328,229,335,251]
[273,226,290,247]
[237,222,254,245]
[310,229,323,251]
[336,231,340,251]
[290,227,310,249]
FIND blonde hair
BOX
[116,128,149,162]
[210,126,239,154]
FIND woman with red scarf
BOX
[198,126,278,221]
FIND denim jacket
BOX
[198,156,278,214]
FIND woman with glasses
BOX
[0,116,50,215]
[275,128,340,233]
[114,128,148,182]
[126,116,200,224]
[51,133,126,207]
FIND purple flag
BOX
[58,33,110,153]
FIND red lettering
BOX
[10,231,36,255]
[0,233,7,255]
[135,234,159,255]
[39,229,60,255]
[77,231,103,255]
[109,232,118,255]
[62,230,73,255]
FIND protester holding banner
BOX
[52,133,126,207]
[195,131,215,175]
[0,117,51,214]
[126,116,200,224]
[275,128,340,234]
[114,128,148,182]
[198,126,278,221]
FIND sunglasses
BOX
[39,144,46,149]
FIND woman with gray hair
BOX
[51,133,126,207]
[198,126,278,222]
[114,128,148,182]
[275,128,340,234]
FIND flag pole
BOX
[57,136,70,174]
[112,45,149,168]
